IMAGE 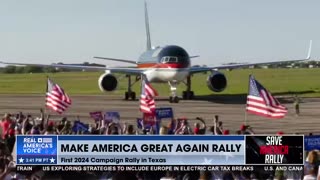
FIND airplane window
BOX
[164,57,168,62]
[169,57,178,62]
[161,56,178,63]
[161,57,168,63]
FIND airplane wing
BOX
[190,40,312,74]
[0,61,143,75]
[93,56,138,64]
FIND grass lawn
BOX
[0,68,319,97]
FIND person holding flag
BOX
[246,75,288,119]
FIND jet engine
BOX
[207,71,227,92]
[98,73,118,92]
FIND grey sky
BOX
[0,0,319,67]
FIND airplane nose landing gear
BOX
[169,96,179,103]
[168,81,179,103]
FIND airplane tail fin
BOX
[145,0,152,50]
[306,40,312,60]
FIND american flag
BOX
[246,75,287,119]
[140,75,158,114]
[46,78,71,114]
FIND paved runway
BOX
[0,94,319,134]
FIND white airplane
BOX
[0,1,312,103]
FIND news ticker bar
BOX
[16,135,304,166]
[16,165,304,173]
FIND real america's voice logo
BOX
[23,137,53,154]
[17,136,58,165]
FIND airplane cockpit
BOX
[160,56,178,63]
[157,45,191,67]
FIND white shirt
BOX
[303,174,317,180]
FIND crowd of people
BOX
[0,109,317,180]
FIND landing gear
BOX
[182,75,194,100]
[125,91,136,100]
[124,75,139,101]
[168,81,179,103]
[182,91,194,100]
[169,96,179,103]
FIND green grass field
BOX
[0,68,320,97]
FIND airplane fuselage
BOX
[136,45,191,83]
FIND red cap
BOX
[277,131,284,135]
[240,124,246,131]
[48,121,54,126]
[223,130,230,135]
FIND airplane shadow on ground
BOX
[153,90,316,104]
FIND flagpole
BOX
[44,75,48,117]
[244,74,251,125]
[244,109,247,125]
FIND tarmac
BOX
[0,94,319,134]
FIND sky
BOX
[0,0,319,67]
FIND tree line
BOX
[0,62,105,74]
[0,65,61,74]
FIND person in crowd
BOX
[123,123,136,135]
[44,121,56,135]
[4,129,15,154]
[106,122,123,135]
[303,164,318,180]
[0,114,12,139]
[194,117,206,135]
[213,115,223,135]
[159,126,168,135]
[305,150,320,176]
[238,124,255,135]
[294,94,300,116]
[57,120,72,135]
[175,118,192,135]
[223,130,230,135]
[167,119,175,135]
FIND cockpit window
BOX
[161,56,178,63]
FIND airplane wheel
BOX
[125,92,129,100]
[130,92,136,100]
[169,96,173,103]
[189,91,194,100]
[183,91,194,100]
[173,96,179,103]
[182,91,187,100]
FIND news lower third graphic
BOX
[245,135,304,165]
[57,136,245,165]
[16,135,245,166]
[16,135,58,165]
